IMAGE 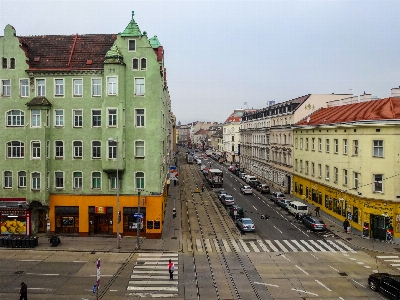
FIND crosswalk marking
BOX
[257,240,270,252]
[188,238,355,253]
[127,253,179,297]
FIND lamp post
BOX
[108,137,120,249]
[137,188,142,249]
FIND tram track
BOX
[179,153,264,300]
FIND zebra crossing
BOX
[376,255,400,271]
[187,238,356,253]
[127,253,179,298]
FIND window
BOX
[135,171,144,189]
[305,138,309,150]
[54,110,64,127]
[73,79,83,96]
[311,162,315,176]
[20,79,29,97]
[36,79,45,96]
[2,57,7,69]
[353,140,358,156]
[32,172,40,190]
[73,109,83,127]
[4,171,12,188]
[373,140,383,157]
[354,172,359,189]
[295,159,298,172]
[312,138,315,151]
[295,138,298,149]
[108,140,117,159]
[373,174,383,192]
[135,109,145,127]
[325,165,330,180]
[55,141,64,158]
[7,110,24,126]
[231,136,235,142]
[1,79,11,96]
[318,164,322,178]
[7,141,24,158]
[334,139,338,153]
[111,175,118,189]
[92,141,101,159]
[108,109,117,127]
[134,78,145,96]
[140,58,147,70]
[10,58,15,69]
[55,171,64,189]
[107,77,117,95]
[334,167,338,183]
[31,141,41,159]
[343,169,348,185]
[300,160,303,173]
[318,138,322,152]
[135,140,145,157]
[300,138,303,150]
[18,171,26,188]
[132,58,139,70]
[91,110,101,127]
[305,161,309,174]
[343,139,348,155]
[128,39,136,51]
[73,141,83,158]
[55,79,64,96]
[92,78,101,97]
[73,171,82,189]
[326,139,330,153]
[31,109,41,127]
[92,172,101,189]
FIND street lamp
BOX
[108,137,120,249]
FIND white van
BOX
[288,201,308,217]
[246,176,257,183]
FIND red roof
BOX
[296,97,400,126]
[18,34,117,70]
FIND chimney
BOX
[391,87,400,98]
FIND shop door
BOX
[94,215,112,235]
[37,210,47,233]
[371,215,386,240]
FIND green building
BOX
[0,12,172,238]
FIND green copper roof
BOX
[149,35,161,48]
[119,11,142,37]
[104,43,123,64]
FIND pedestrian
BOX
[19,282,27,300]
[168,259,175,280]
[201,184,204,192]
[343,219,350,233]
[315,206,320,217]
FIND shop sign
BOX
[95,206,106,214]
[1,208,26,216]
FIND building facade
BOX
[241,94,351,193]
[0,12,172,238]
[223,109,246,165]
[294,95,400,240]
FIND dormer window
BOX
[10,58,15,69]
[128,40,136,51]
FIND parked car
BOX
[287,201,309,218]
[256,184,270,194]
[237,218,255,232]
[368,273,400,299]
[270,192,285,203]
[196,159,202,165]
[277,199,292,210]
[249,180,261,189]
[240,185,253,195]
[221,194,235,206]
[239,173,247,180]
[302,215,326,231]
[217,190,227,200]
[229,205,244,220]
[245,176,257,184]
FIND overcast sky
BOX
[1,0,400,124]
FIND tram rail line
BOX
[179,154,263,300]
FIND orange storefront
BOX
[49,194,166,238]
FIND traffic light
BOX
[173,208,177,219]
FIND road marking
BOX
[315,279,332,291]
[204,239,212,252]
[291,288,317,296]
[275,240,289,252]
[26,273,59,276]
[295,265,308,275]
[249,241,260,252]
[291,240,308,252]
[327,240,346,253]
[351,279,366,288]
[254,282,279,287]
[317,240,336,253]
[309,240,326,252]
[300,240,317,252]
[377,255,399,259]
[265,240,280,252]
[336,240,357,253]
[283,240,298,252]
[239,239,251,252]
[274,226,283,234]
[18,260,42,262]
[257,240,270,252]
[253,205,257,210]
[222,239,231,252]
[329,265,339,272]
[383,260,400,262]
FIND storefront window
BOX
[353,207,358,223]
[299,184,303,196]
[123,207,146,234]
[55,206,79,234]
[1,208,28,235]
[325,195,332,210]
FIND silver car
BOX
[221,194,234,206]
[302,215,326,231]
[237,218,255,232]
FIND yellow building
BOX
[294,95,400,241]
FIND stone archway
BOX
[29,201,49,234]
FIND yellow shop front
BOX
[49,194,166,238]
